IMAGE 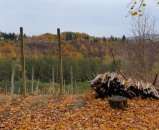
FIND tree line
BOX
[0,56,119,85]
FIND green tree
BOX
[122,35,126,42]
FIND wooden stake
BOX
[71,66,73,94]
[64,79,66,94]
[11,62,15,95]
[20,27,26,97]
[57,28,63,94]
[73,79,76,94]
[31,65,34,94]
[52,66,55,93]
[36,79,39,95]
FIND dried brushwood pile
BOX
[89,72,159,99]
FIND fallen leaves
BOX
[0,93,159,129]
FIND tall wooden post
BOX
[36,78,39,95]
[52,66,55,93]
[70,66,73,94]
[20,27,26,97]
[31,65,34,94]
[49,80,52,95]
[73,79,76,94]
[73,80,75,94]
[11,62,15,95]
[57,28,63,94]
[63,79,65,94]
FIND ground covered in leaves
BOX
[0,92,159,130]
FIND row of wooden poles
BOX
[6,74,78,96]
[19,27,65,97]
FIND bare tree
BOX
[128,11,159,81]
[130,11,158,41]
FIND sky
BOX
[0,0,159,37]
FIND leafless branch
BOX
[153,74,158,86]
[108,42,127,80]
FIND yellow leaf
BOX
[142,3,146,7]
[138,10,141,12]
[139,14,143,17]
[131,12,137,16]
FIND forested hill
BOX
[0,32,126,86]
[0,31,126,58]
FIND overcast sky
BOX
[0,0,159,37]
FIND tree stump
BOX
[109,95,128,110]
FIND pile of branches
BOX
[89,72,159,99]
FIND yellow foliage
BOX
[0,53,3,59]
[79,45,88,55]
[11,51,16,58]
[62,44,79,58]
[103,55,111,61]
[0,43,17,58]
[3,43,13,53]
[76,53,84,60]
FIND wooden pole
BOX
[31,65,34,94]
[49,81,52,95]
[36,78,39,95]
[68,85,70,94]
[57,28,63,94]
[70,66,73,94]
[52,66,55,93]
[11,62,15,95]
[20,27,26,97]
[63,79,66,94]
[73,79,76,94]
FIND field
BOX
[0,92,159,130]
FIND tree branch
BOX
[153,73,158,86]
[108,42,127,80]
